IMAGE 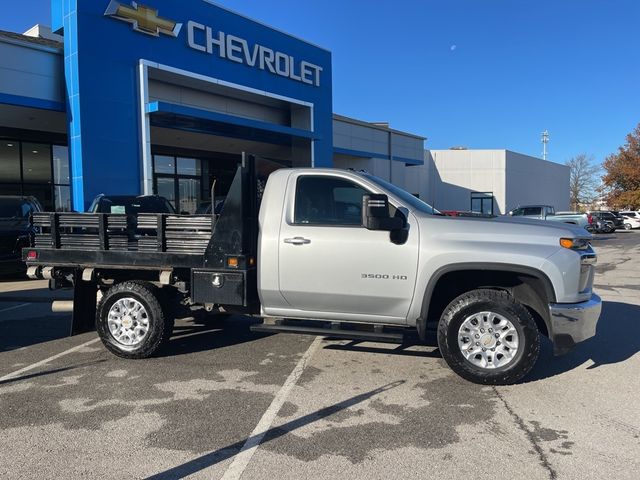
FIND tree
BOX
[565,154,600,211]
[602,123,640,209]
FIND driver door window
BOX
[294,176,367,226]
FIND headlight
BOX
[559,237,590,250]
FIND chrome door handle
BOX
[284,237,311,245]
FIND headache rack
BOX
[29,212,213,268]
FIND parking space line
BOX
[0,303,30,315]
[0,337,101,383]
[220,336,323,480]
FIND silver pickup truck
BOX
[508,205,593,231]
[24,158,602,385]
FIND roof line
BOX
[0,30,62,53]
[333,113,426,140]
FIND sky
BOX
[2,0,639,166]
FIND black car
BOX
[0,196,43,274]
[591,211,625,230]
[89,194,176,214]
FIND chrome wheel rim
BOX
[107,297,150,347]
[458,311,519,369]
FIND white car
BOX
[620,211,640,230]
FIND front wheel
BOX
[96,281,174,359]
[624,223,632,230]
[437,289,540,385]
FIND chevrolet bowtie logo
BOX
[104,1,182,37]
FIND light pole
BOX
[541,130,549,161]
[542,130,549,160]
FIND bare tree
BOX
[565,154,600,211]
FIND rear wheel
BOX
[96,281,174,359]
[437,289,540,385]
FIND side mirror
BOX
[362,194,404,231]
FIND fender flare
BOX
[417,262,556,338]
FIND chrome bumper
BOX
[549,294,602,355]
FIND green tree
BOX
[602,123,640,209]
[565,154,600,211]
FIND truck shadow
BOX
[526,300,640,382]
[158,314,271,358]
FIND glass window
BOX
[0,140,21,182]
[53,145,70,184]
[179,178,201,214]
[54,185,72,212]
[154,155,175,174]
[294,176,367,225]
[156,177,176,209]
[22,143,52,183]
[177,157,201,176]
[512,206,541,216]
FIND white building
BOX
[404,149,570,215]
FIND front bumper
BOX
[549,294,602,355]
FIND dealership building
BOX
[0,0,567,214]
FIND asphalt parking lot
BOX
[1,232,639,480]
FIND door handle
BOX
[284,237,311,245]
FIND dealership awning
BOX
[147,101,319,146]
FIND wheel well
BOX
[423,269,551,337]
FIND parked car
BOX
[592,218,615,234]
[0,196,43,274]
[508,205,593,231]
[620,211,640,230]
[89,194,176,214]
[620,210,640,220]
[589,211,625,230]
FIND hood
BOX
[414,212,590,248]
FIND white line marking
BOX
[0,337,101,383]
[220,336,322,480]
[0,303,30,314]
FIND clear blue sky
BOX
[3,0,639,165]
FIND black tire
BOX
[96,281,174,359]
[437,289,540,385]
[624,223,632,230]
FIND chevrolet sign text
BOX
[187,20,323,87]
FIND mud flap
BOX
[70,270,97,335]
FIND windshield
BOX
[361,173,440,215]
